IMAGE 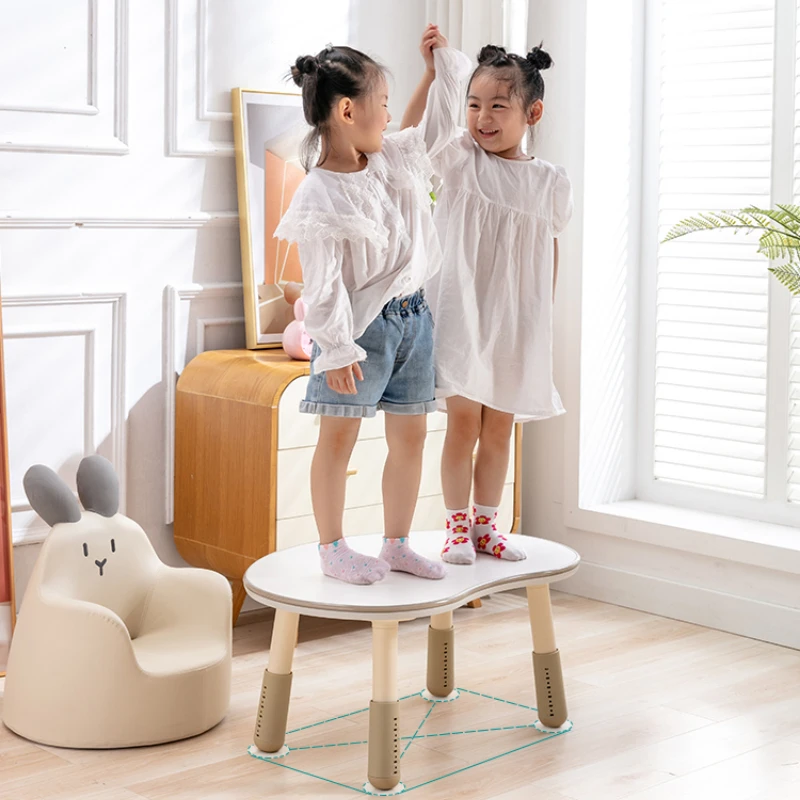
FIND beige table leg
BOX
[253,609,299,753]
[368,620,401,792]
[426,611,455,698]
[526,584,568,728]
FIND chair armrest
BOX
[39,590,131,638]
[139,566,232,638]
[10,589,134,671]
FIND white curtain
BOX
[425,0,529,59]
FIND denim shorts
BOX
[300,290,437,418]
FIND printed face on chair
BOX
[47,512,157,607]
[82,536,117,577]
[54,514,133,584]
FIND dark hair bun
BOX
[526,45,552,71]
[290,55,319,87]
[477,44,507,64]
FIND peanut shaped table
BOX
[244,532,580,794]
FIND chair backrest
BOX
[37,512,160,636]
[22,455,161,637]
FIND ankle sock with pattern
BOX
[380,536,447,579]
[473,504,526,561]
[318,539,390,585]
[441,507,476,565]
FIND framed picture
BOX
[232,89,309,349]
[0,291,15,677]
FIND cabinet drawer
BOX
[276,484,515,551]
[427,410,448,432]
[277,504,384,550]
[278,376,449,450]
[277,430,452,520]
[277,495,446,551]
[277,438,383,519]
[277,378,316,450]
[277,428,515,521]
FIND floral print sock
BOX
[441,508,476,565]
[473,504,526,561]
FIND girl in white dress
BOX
[275,32,472,584]
[403,40,573,564]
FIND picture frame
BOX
[231,88,309,350]
[0,291,16,677]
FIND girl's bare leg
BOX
[379,413,446,579]
[440,396,482,564]
[313,416,389,584]
[472,407,525,560]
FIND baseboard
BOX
[236,606,275,626]
[559,561,800,651]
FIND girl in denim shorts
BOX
[275,29,471,585]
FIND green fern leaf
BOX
[664,211,767,243]
[741,206,800,234]
[757,231,800,263]
[774,204,800,229]
[769,264,800,296]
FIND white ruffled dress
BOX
[274,47,473,375]
[426,115,574,421]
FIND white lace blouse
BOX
[274,47,473,373]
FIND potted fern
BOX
[663,205,800,295]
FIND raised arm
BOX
[416,45,473,162]
[401,24,442,130]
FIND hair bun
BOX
[290,55,319,87]
[477,44,507,64]
[526,45,552,71]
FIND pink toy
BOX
[282,298,313,361]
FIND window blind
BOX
[654,0,774,496]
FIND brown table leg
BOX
[426,611,455,699]
[368,620,402,792]
[526,584,568,728]
[253,609,298,753]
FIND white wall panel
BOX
[167,0,350,156]
[0,0,128,153]
[2,293,126,544]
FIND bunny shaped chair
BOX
[2,456,232,748]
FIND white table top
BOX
[244,532,580,621]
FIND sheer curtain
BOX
[425,0,529,57]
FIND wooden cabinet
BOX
[174,349,522,622]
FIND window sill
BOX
[564,500,800,576]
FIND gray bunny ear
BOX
[23,465,82,527]
[76,455,119,517]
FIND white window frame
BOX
[638,0,800,527]
[563,0,800,575]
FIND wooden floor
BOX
[1,592,799,799]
